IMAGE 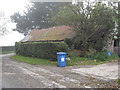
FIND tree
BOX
[0,16,10,35]
[52,2,117,56]
[118,1,120,38]
[10,2,64,35]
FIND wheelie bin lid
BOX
[57,52,66,55]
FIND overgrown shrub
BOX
[15,42,69,60]
[88,51,119,61]
[64,38,73,48]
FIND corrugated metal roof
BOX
[21,25,75,42]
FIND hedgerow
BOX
[15,42,69,60]
[1,46,15,52]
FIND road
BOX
[1,53,118,88]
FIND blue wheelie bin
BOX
[57,52,67,67]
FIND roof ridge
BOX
[32,25,70,31]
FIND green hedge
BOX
[15,42,69,60]
[1,46,15,52]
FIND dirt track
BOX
[1,53,119,88]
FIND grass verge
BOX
[11,55,118,66]
[66,57,115,66]
[11,55,57,65]
[0,51,15,54]
[117,78,120,84]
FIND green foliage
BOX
[88,51,118,61]
[0,51,15,55]
[118,2,120,38]
[15,42,69,60]
[52,5,79,25]
[10,2,64,35]
[52,2,117,55]
[64,38,73,48]
[11,54,108,66]
[66,51,119,66]
[117,78,120,84]
[1,46,15,52]
[67,56,106,66]
[15,42,21,55]
[11,51,118,66]
[11,55,57,65]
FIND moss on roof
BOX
[26,25,76,41]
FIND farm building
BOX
[21,25,120,56]
[21,25,75,42]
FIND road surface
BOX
[1,53,118,88]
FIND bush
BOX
[1,46,15,52]
[64,38,73,48]
[88,51,119,61]
[15,42,69,60]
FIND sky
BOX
[0,0,31,46]
[0,0,30,16]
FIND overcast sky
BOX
[0,0,31,46]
